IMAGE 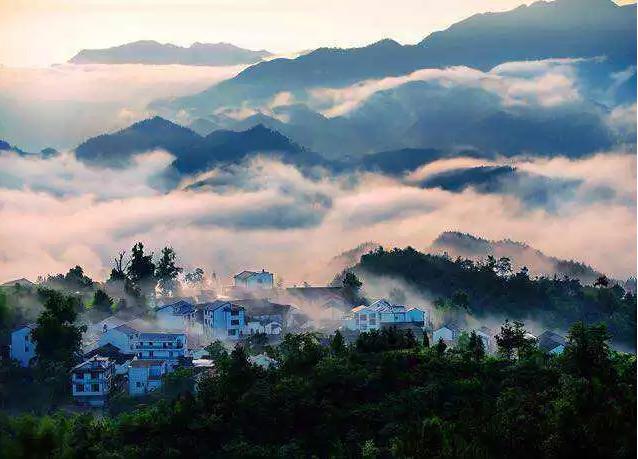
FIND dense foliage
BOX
[353,247,637,347]
[0,322,635,458]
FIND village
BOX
[5,269,567,409]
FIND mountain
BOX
[428,231,606,284]
[75,116,202,167]
[156,0,636,115]
[173,124,322,174]
[69,40,271,66]
[74,117,324,173]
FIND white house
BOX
[264,321,282,335]
[244,321,265,335]
[344,299,427,332]
[154,300,197,331]
[233,270,274,290]
[71,356,115,407]
[128,359,167,396]
[248,354,279,370]
[432,323,462,346]
[474,326,493,352]
[98,323,140,353]
[133,330,187,369]
[201,300,246,341]
[537,330,566,355]
[10,323,36,367]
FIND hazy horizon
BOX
[0,0,634,67]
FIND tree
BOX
[451,290,470,310]
[495,257,513,277]
[495,320,534,360]
[593,275,609,288]
[185,268,205,286]
[127,242,156,296]
[467,331,485,362]
[330,330,347,356]
[422,332,430,348]
[562,322,612,379]
[31,289,85,366]
[108,251,128,282]
[92,289,113,314]
[435,338,447,356]
[155,247,182,296]
[342,272,363,304]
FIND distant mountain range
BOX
[74,116,324,173]
[155,0,636,115]
[69,40,272,66]
[428,231,607,284]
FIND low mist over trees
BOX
[352,247,637,347]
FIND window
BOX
[91,384,99,392]
[231,319,240,326]
[75,384,84,392]
[149,351,154,357]
[90,371,99,379]
[359,314,367,321]
[136,382,141,388]
[148,342,153,346]
[369,317,376,325]
[230,310,239,316]
[168,351,173,357]
[228,329,237,336]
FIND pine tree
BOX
[156,247,182,296]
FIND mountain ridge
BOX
[69,40,272,66]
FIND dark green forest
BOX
[0,323,635,458]
[349,247,636,347]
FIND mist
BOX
[0,63,246,151]
[0,148,634,286]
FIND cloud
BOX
[0,63,245,150]
[306,58,587,117]
[0,152,634,286]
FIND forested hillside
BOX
[348,247,637,347]
[0,324,634,457]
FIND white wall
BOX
[10,327,35,367]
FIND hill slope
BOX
[429,231,606,285]
[157,0,636,115]
[74,117,323,173]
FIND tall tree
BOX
[155,246,182,296]
[185,267,205,286]
[127,242,156,296]
[495,320,534,360]
[330,330,347,356]
[342,272,363,304]
[92,289,113,314]
[31,289,85,366]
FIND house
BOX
[133,330,188,369]
[1,278,35,289]
[71,356,115,406]
[98,323,140,353]
[344,299,427,332]
[10,323,36,367]
[433,323,462,346]
[83,316,127,350]
[154,300,198,331]
[474,326,493,351]
[264,321,282,335]
[83,343,135,375]
[128,359,167,396]
[200,300,246,340]
[233,270,274,290]
[537,330,566,355]
[248,354,279,370]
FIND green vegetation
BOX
[352,247,637,347]
[0,322,634,457]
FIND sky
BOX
[1,0,632,67]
